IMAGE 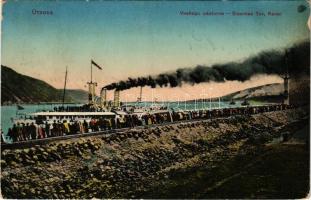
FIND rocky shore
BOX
[1,108,309,198]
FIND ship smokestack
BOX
[283,74,290,105]
[113,90,120,108]
[140,86,143,101]
[87,82,97,105]
[282,50,290,105]
[100,88,107,108]
[137,86,143,102]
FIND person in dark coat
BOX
[25,123,31,140]
[52,120,57,137]
[45,122,50,137]
[11,124,18,142]
[83,120,88,133]
[57,121,63,136]
[7,128,13,142]
[21,123,27,141]
[30,122,37,140]
[73,121,79,134]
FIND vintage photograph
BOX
[1,0,310,198]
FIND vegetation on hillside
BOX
[1,66,88,104]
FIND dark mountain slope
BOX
[1,66,87,104]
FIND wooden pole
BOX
[218,97,221,108]
[62,66,68,106]
[91,61,93,83]
[139,86,143,102]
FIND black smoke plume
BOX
[103,40,310,91]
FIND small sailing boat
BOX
[229,99,236,105]
[241,99,250,106]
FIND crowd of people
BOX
[6,118,117,143]
[3,104,292,143]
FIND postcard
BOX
[1,0,310,199]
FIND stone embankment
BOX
[1,108,308,198]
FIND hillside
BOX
[1,65,284,104]
[64,89,89,104]
[186,83,284,103]
[221,83,284,102]
[1,66,88,104]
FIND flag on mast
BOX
[91,59,102,70]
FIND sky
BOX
[1,0,310,101]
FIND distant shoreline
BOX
[1,102,81,106]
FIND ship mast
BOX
[91,60,93,83]
[87,61,98,106]
[62,66,68,107]
[282,50,290,105]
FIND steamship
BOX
[12,59,291,126]
[13,62,168,126]
[13,88,166,126]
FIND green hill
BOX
[64,89,89,104]
[1,65,88,104]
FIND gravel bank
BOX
[1,108,308,198]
